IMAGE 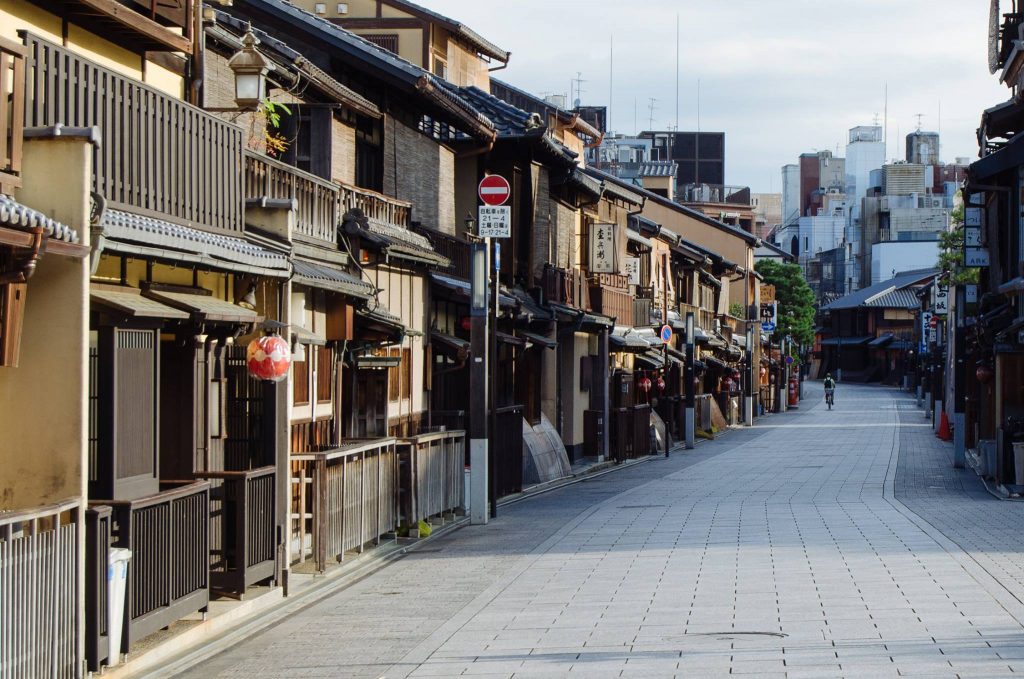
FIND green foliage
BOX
[937,195,980,285]
[754,260,816,347]
[417,519,432,537]
[728,302,745,318]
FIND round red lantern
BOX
[976,363,994,384]
[247,334,291,382]
[656,376,666,392]
[638,375,652,392]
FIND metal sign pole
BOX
[469,241,489,525]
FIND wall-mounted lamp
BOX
[228,26,271,110]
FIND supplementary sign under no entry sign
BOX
[478,175,511,238]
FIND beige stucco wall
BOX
[445,40,488,89]
[1,137,91,510]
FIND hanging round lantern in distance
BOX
[656,376,666,392]
[638,375,652,392]
[247,333,291,382]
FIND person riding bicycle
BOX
[823,373,836,407]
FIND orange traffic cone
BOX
[936,410,953,442]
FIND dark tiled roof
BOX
[455,86,536,137]
[100,208,289,273]
[0,194,78,243]
[863,289,921,309]
[346,212,449,268]
[233,0,494,139]
[292,258,375,299]
[822,269,937,311]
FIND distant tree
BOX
[937,198,980,285]
[754,260,816,347]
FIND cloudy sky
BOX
[428,0,1006,193]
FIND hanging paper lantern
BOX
[722,377,734,392]
[638,375,653,392]
[247,333,291,382]
[976,363,994,384]
[656,376,666,392]
[731,369,741,382]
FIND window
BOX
[432,56,448,79]
[401,348,412,399]
[314,2,326,13]
[336,2,348,12]
[364,34,399,54]
[279,106,333,180]
[355,116,383,192]
[388,348,400,401]
[804,237,809,252]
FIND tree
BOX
[754,260,816,347]
[937,198,980,285]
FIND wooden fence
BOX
[104,481,210,652]
[291,438,398,572]
[0,498,80,679]
[21,32,245,235]
[0,36,26,193]
[338,181,411,227]
[397,431,464,527]
[196,466,276,595]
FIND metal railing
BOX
[338,181,411,227]
[397,431,465,527]
[244,151,338,244]
[0,36,26,193]
[22,33,245,234]
[291,438,398,572]
[103,481,211,652]
[1,498,80,679]
[196,466,276,595]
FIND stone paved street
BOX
[174,384,1024,678]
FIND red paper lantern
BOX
[247,334,291,382]
[656,376,666,392]
[976,363,994,384]
[460,316,472,332]
[722,377,734,392]
[638,376,652,392]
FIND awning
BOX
[626,229,654,249]
[292,325,327,346]
[292,258,374,299]
[142,288,260,324]
[549,302,615,331]
[868,333,895,348]
[704,355,730,370]
[357,305,407,340]
[610,327,652,352]
[356,218,449,267]
[635,350,666,370]
[90,286,190,319]
[510,287,554,321]
[518,331,557,349]
[430,330,470,359]
[100,208,290,277]
[496,331,526,347]
[732,335,748,349]
[430,272,518,308]
[819,336,872,347]
[354,354,401,369]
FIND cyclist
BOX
[823,373,836,409]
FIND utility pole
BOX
[469,239,489,524]
[953,285,966,468]
[685,311,695,449]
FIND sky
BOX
[426,0,1007,193]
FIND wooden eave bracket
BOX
[76,0,192,53]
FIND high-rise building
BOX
[638,131,725,186]
[906,130,941,165]
[781,164,800,226]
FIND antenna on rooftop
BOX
[872,112,881,126]
[914,113,925,131]
[571,72,586,108]
[648,98,657,131]
[675,13,680,132]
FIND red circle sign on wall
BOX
[478,174,511,206]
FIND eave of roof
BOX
[383,0,509,63]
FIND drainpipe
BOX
[0,227,44,284]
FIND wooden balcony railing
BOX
[412,225,469,279]
[102,481,211,653]
[196,466,276,595]
[543,265,590,310]
[680,302,715,333]
[633,297,653,327]
[22,33,245,234]
[244,151,338,244]
[338,181,411,227]
[397,430,465,529]
[290,438,398,572]
[1,498,80,679]
[589,273,633,326]
[0,36,26,194]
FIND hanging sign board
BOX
[761,284,776,304]
[965,227,982,247]
[760,302,777,332]
[965,248,990,267]
[933,279,949,315]
[966,284,978,304]
[589,223,616,273]
[964,207,983,227]
[478,205,511,238]
[623,256,641,286]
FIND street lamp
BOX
[469,240,489,525]
[228,26,272,110]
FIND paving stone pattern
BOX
[177,384,1024,678]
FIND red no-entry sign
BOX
[478,174,511,206]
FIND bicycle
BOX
[825,388,834,410]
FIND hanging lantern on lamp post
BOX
[247,330,291,382]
